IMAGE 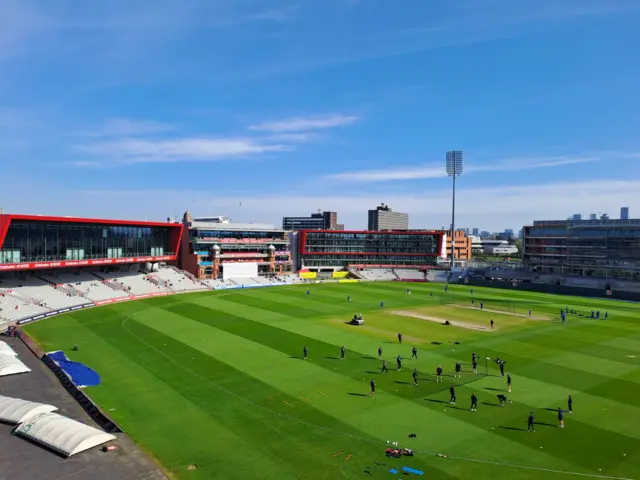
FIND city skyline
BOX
[1,1,640,231]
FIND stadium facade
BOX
[297,229,443,270]
[0,214,181,271]
[523,218,640,279]
[179,212,293,279]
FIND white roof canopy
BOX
[0,395,58,424]
[15,412,116,457]
[0,341,17,356]
[0,355,30,377]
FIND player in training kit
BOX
[455,362,461,378]
[436,365,443,382]
[381,359,389,374]
[507,373,512,393]
[380,301,385,309]
[480,302,484,310]
[528,412,535,432]
[558,408,565,428]
[398,333,403,344]
[449,385,456,405]
[470,392,478,411]
[412,346,418,359]
[499,360,505,378]
[412,368,418,386]
[529,309,532,317]
[378,346,383,360]
[370,379,376,397]
[396,354,402,371]
[303,346,308,360]
[347,295,351,302]
[568,395,573,413]
[490,319,494,329]
[340,345,345,360]
[472,358,478,374]
[472,352,477,363]
[497,394,512,406]
[307,289,310,295]
[605,311,608,320]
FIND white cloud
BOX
[249,114,359,132]
[70,179,640,231]
[74,118,175,137]
[72,136,289,165]
[325,155,600,183]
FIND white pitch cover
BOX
[0,395,58,424]
[222,262,258,280]
[15,412,116,457]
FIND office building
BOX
[472,228,479,237]
[589,213,597,221]
[282,211,339,230]
[621,207,629,220]
[572,214,582,221]
[367,204,409,231]
[522,217,640,279]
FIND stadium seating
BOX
[41,271,129,302]
[426,270,450,282]
[152,267,209,292]
[96,271,170,296]
[353,269,397,281]
[394,269,425,280]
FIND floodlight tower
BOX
[446,150,463,269]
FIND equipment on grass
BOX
[350,314,364,325]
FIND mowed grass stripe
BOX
[26,308,296,479]
[125,312,458,480]
[140,307,587,477]
[95,313,398,480]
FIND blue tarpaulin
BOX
[47,350,101,388]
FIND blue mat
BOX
[48,350,101,388]
[402,466,424,475]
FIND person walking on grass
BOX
[413,368,419,386]
[455,362,462,378]
[568,395,573,413]
[340,345,345,360]
[303,346,308,360]
[490,319,494,329]
[370,378,376,397]
[378,345,383,360]
[528,412,536,432]
[507,373,512,393]
[449,385,456,405]
[381,359,389,375]
[472,358,478,375]
[436,365,443,382]
[558,407,565,428]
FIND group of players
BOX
[303,287,574,431]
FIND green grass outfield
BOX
[24,282,640,480]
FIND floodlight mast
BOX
[446,151,463,270]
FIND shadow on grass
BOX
[500,426,527,432]
[425,399,448,405]
[348,393,368,397]
[290,356,303,360]
[481,402,500,407]
[536,422,558,427]
[431,341,442,345]
[362,355,377,360]
[543,408,559,412]
[365,371,381,375]
[324,356,339,360]
[485,387,503,392]
[394,381,411,385]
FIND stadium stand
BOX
[426,270,450,282]
[41,271,129,303]
[353,269,397,281]
[394,269,425,280]
[152,266,209,292]
[96,270,170,296]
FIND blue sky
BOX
[1,0,640,231]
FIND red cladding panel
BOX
[0,215,10,249]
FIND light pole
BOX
[446,150,463,269]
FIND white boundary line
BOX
[119,301,636,480]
